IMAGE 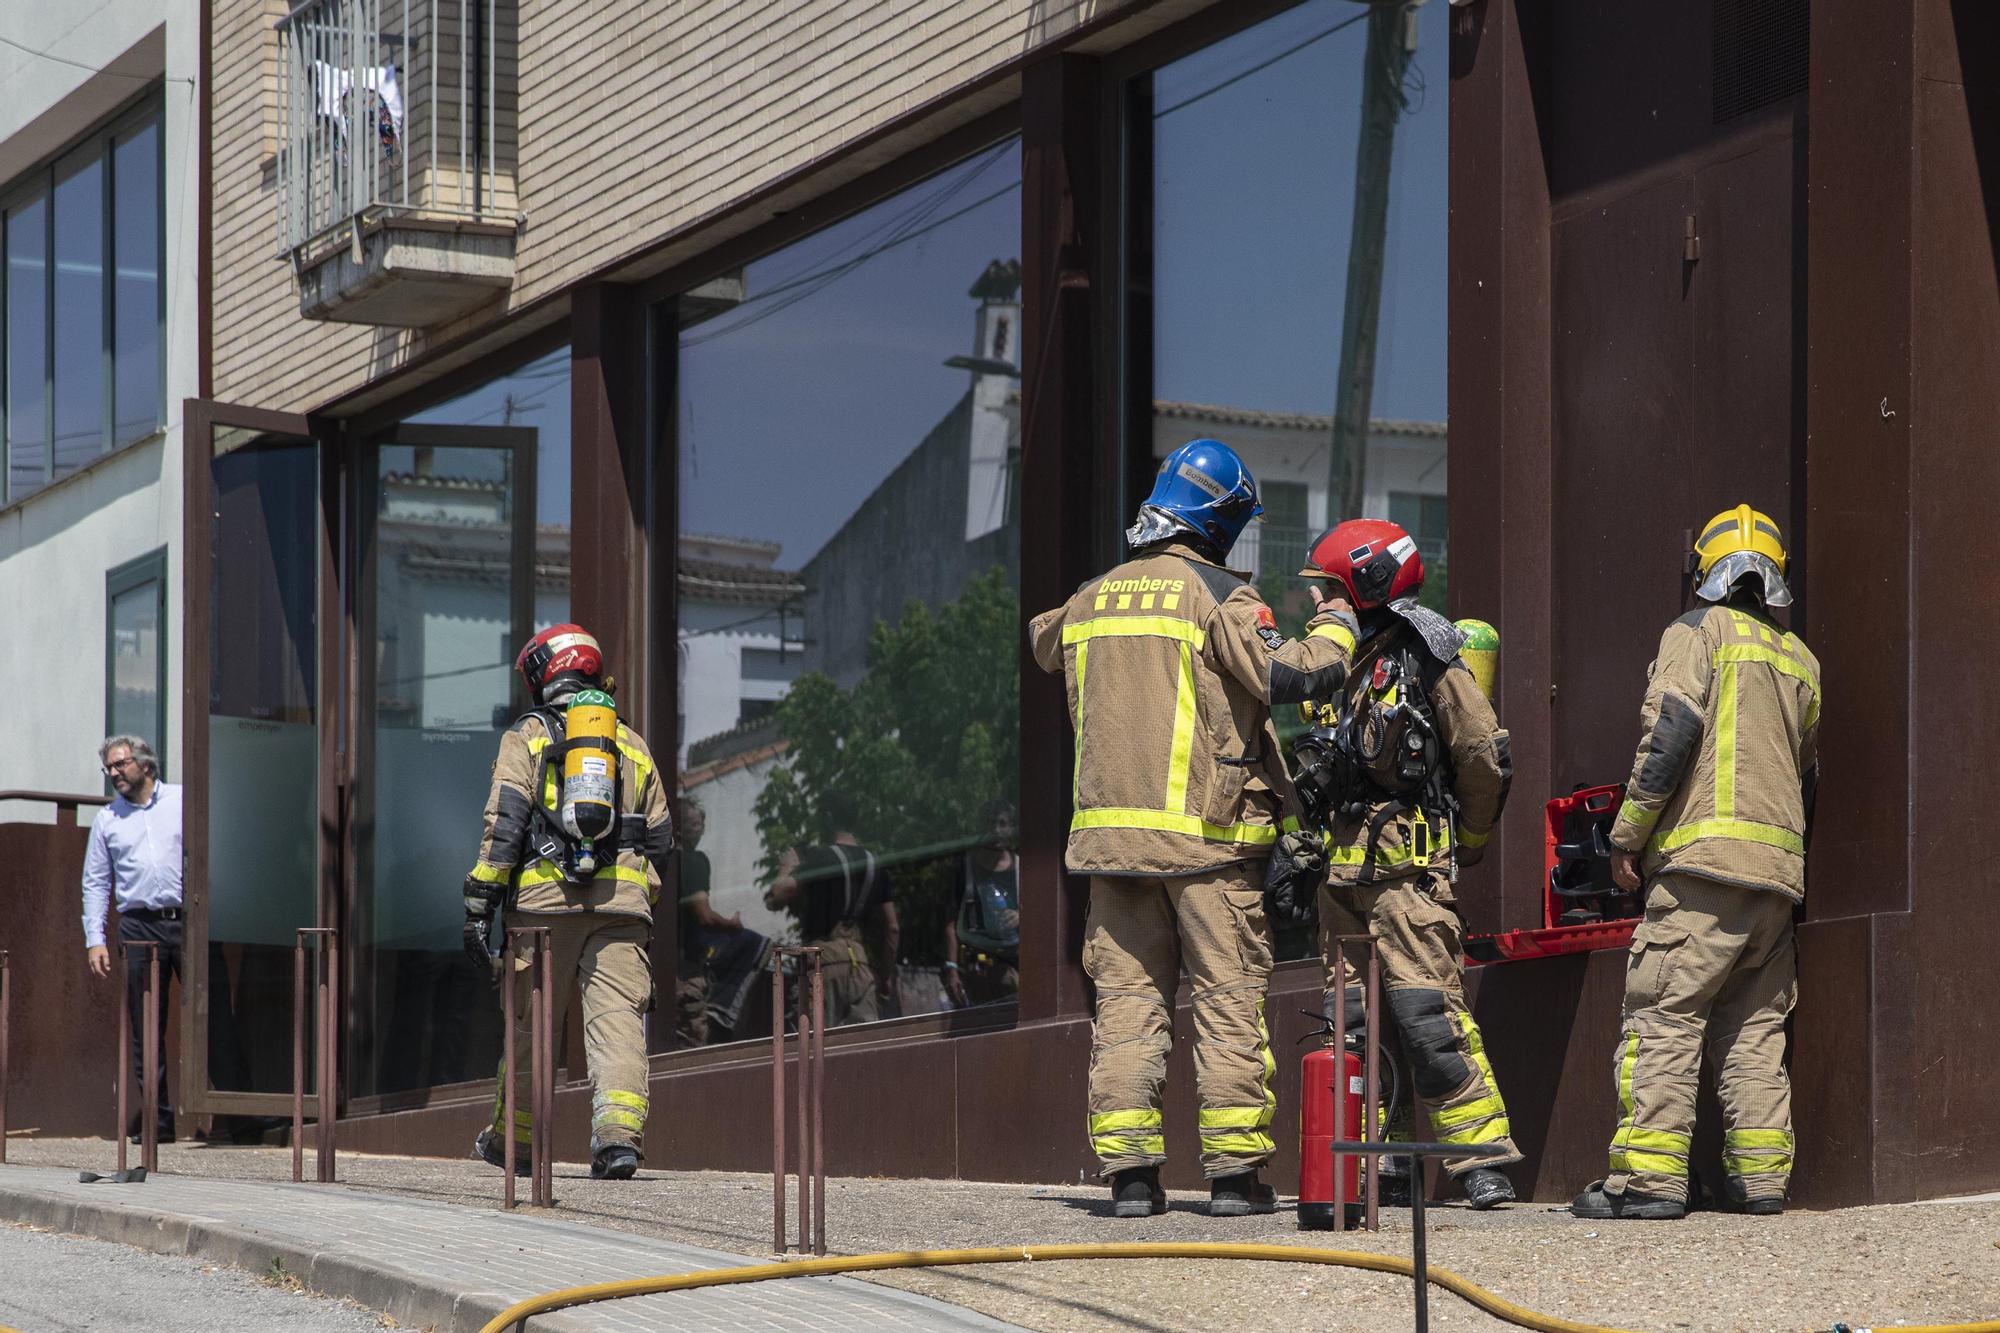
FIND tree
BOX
[753,566,1020,962]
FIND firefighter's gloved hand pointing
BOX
[1263,830,1328,929]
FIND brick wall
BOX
[211,0,1137,412]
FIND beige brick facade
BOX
[211,0,1146,413]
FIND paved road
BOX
[0,1222,386,1333]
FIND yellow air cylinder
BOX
[560,689,619,873]
[1455,618,1500,700]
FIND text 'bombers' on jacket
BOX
[1030,538,1355,877]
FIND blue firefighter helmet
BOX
[1130,438,1263,558]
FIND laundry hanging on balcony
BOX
[311,61,404,155]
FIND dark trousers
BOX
[118,911,250,1136]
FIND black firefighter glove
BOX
[463,876,503,972]
[1263,829,1329,930]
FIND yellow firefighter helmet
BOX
[1691,504,1791,608]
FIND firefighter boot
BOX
[472,1127,532,1177]
[1462,1167,1516,1210]
[1208,1169,1278,1217]
[591,1139,640,1180]
[1570,1179,1685,1220]
[1110,1166,1166,1218]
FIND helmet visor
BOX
[1694,550,1792,609]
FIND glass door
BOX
[348,423,539,1100]
[182,401,337,1115]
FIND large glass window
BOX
[0,99,165,506]
[350,346,570,1098]
[673,141,1023,1040]
[1135,2,1449,957]
[106,548,168,776]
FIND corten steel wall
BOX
[0,819,149,1141]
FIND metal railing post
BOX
[502,928,517,1209]
[292,928,337,1183]
[535,929,552,1208]
[1330,934,1383,1233]
[502,926,552,1209]
[142,943,161,1174]
[0,950,10,1164]
[116,936,129,1173]
[771,946,827,1256]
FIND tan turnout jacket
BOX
[467,709,675,919]
[1030,540,1355,876]
[1324,628,1512,885]
[1608,604,1821,901]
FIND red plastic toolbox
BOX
[1465,784,1641,967]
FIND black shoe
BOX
[1208,1170,1277,1217]
[127,1130,175,1146]
[590,1144,640,1180]
[1462,1167,1516,1210]
[1109,1167,1166,1218]
[1570,1179,1685,1220]
[472,1127,533,1176]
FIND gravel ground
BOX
[5,1138,1997,1332]
[0,1218,392,1332]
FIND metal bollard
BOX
[770,946,826,1256]
[1329,933,1384,1233]
[1330,1137,1511,1333]
[292,929,339,1184]
[142,943,161,1174]
[0,950,10,1165]
[502,927,554,1209]
[116,942,129,1174]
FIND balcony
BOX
[276,0,517,327]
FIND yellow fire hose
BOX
[476,1241,1640,1333]
[475,1242,2000,1333]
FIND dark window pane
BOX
[53,150,107,479]
[113,116,163,446]
[208,435,319,1093]
[675,140,1023,1040]
[5,192,50,502]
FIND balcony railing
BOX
[276,0,511,262]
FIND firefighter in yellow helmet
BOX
[1572,506,1820,1220]
[1030,439,1356,1218]
[463,624,675,1181]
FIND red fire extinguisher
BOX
[1298,1043,1364,1230]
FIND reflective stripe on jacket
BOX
[1609,605,1821,901]
[466,711,675,919]
[1030,540,1354,876]
[1323,628,1511,886]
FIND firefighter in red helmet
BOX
[463,623,675,1181]
[1287,519,1522,1209]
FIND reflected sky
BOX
[405,346,572,526]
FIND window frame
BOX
[105,545,171,783]
[0,91,167,509]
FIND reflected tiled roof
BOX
[678,557,805,605]
[1154,400,1447,439]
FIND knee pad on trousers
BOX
[1323,986,1369,1035]
[1386,987,1471,1100]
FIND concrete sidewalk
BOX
[0,1164,1018,1333]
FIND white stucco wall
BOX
[0,1,198,814]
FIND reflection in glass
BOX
[352,349,570,1097]
[53,151,107,479]
[208,438,319,1093]
[109,574,162,752]
[6,193,49,502]
[675,140,1023,1038]
[1141,1,1448,960]
[113,116,164,446]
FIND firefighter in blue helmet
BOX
[1031,439,1358,1217]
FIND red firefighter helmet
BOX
[1298,518,1425,609]
[515,624,603,702]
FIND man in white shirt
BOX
[82,735,188,1143]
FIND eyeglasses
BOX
[102,758,140,775]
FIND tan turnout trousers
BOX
[492,911,651,1153]
[1084,866,1277,1180]
[1606,873,1796,1203]
[1319,871,1522,1177]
